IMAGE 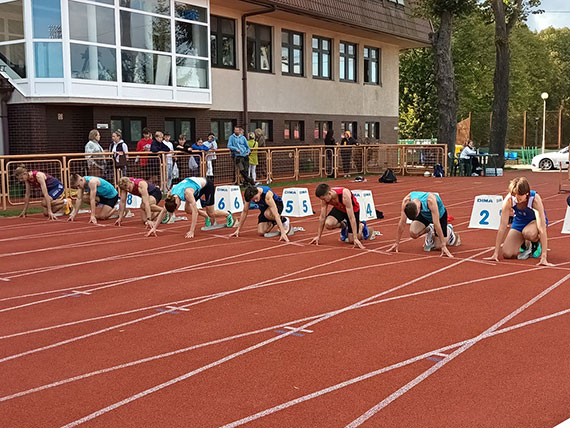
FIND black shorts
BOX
[416,210,448,237]
[198,178,215,207]
[258,200,284,223]
[99,194,119,209]
[148,187,163,203]
[327,207,360,233]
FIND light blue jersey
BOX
[171,178,202,201]
[84,176,118,199]
[410,191,446,222]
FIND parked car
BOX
[532,146,569,170]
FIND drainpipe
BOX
[0,74,14,155]
[242,5,276,128]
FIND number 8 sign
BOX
[468,195,503,230]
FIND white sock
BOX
[448,225,455,245]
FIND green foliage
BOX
[415,0,477,22]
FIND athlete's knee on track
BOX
[324,218,338,229]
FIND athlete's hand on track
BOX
[68,214,75,222]
[229,229,239,238]
[89,215,98,225]
[309,236,319,245]
[386,243,399,253]
[185,231,194,239]
[146,228,157,237]
[440,246,453,258]
[279,232,290,242]
[537,256,554,267]
[144,220,154,229]
[18,211,26,218]
[47,212,58,221]
[114,218,122,227]
[484,253,500,262]
[353,238,365,250]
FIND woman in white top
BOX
[459,140,479,176]
[204,132,218,181]
[109,129,129,176]
[85,129,106,177]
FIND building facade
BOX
[0,0,430,155]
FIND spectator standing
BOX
[149,130,170,186]
[203,132,218,182]
[174,134,190,181]
[191,138,209,176]
[340,130,356,177]
[324,129,335,178]
[254,128,269,184]
[228,126,254,186]
[109,129,128,177]
[136,128,153,179]
[247,131,259,184]
[163,132,175,188]
[85,129,106,178]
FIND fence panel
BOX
[6,159,64,205]
[119,153,164,190]
[269,149,296,181]
[298,148,322,179]
[402,145,446,175]
[324,148,335,177]
[364,145,403,174]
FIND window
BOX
[248,120,273,141]
[284,120,304,141]
[165,118,194,141]
[176,57,208,88]
[312,36,331,79]
[341,121,358,139]
[247,23,271,72]
[70,44,116,81]
[111,117,147,148]
[364,47,380,85]
[175,21,208,57]
[314,121,332,140]
[365,122,380,139]
[119,0,170,15]
[121,50,171,85]
[339,41,356,82]
[281,30,303,76]
[120,11,171,52]
[0,0,25,79]
[69,1,115,45]
[175,2,207,23]
[32,0,61,39]
[34,42,63,78]
[211,119,236,145]
[210,15,235,68]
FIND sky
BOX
[526,0,570,32]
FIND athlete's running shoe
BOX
[340,220,348,241]
[447,224,460,246]
[362,221,370,240]
[226,213,234,227]
[518,243,532,260]
[282,217,290,234]
[531,242,542,258]
[205,217,212,227]
[424,224,435,251]
[162,212,170,224]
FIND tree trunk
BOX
[432,10,458,157]
[489,0,511,168]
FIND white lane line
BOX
[345,273,570,427]
[59,249,490,428]
[221,303,570,428]
[283,326,313,333]
[0,249,364,363]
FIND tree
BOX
[482,0,541,165]
[413,0,477,155]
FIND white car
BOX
[532,146,569,170]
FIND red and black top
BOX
[127,177,158,197]
[331,187,360,213]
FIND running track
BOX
[1,171,570,427]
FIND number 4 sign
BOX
[352,190,377,221]
[468,195,504,230]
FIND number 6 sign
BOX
[468,195,503,230]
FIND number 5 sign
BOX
[468,195,503,230]
[282,188,313,217]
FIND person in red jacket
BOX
[136,128,153,179]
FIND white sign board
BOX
[468,195,504,230]
[352,190,377,221]
[282,187,313,217]
[215,186,243,213]
[125,193,142,209]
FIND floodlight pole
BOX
[541,92,548,154]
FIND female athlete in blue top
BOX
[388,191,460,258]
[230,185,290,241]
[68,174,119,224]
[147,177,233,239]
[486,177,552,266]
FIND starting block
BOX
[352,190,377,221]
[282,188,313,217]
[215,186,244,213]
[201,223,227,231]
[468,195,503,230]
[562,207,570,234]
[126,193,142,208]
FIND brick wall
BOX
[7,104,397,154]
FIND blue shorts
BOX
[48,183,64,200]
[511,214,548,232]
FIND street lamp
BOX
[541,92,548,154]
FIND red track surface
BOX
[1,171,570,427]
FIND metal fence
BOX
[0,144,447,210]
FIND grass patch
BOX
[0,207,44,217]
